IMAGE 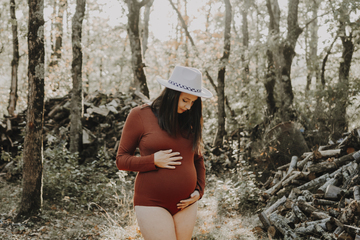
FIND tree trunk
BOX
[332,15,354,140]
[265,0,280,117]
[49,0,66,66]
[126,0,150,98]
[266,0,302,121]
[141,0,153,57]
[277,0,302,120]
[16,0,45,221]
[241,0,250,83]
[70,0,86,158]
[214,0,231,147]
[305,0,320,92]
[7,0,20,117]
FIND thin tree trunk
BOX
[241,0,250,83]
[320,34,338,89]
[267,0,302,121]
[277,0,302,119]
[305,0,320,92]
[49,0,66,66]
[70,0,86,159]
[214,0,231,147]
[141,0,153,57]
[333,18,354,140]
[126,0,150,98]
[8,0,19,117]
[16,0,45,221]
[265,0,280,116]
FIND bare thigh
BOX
[173,201,198,240]
[135,206,177,240]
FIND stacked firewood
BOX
[0,90,149,178]
[257,128,360,240]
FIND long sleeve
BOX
[194,152,206,199]
[116,107,157,172]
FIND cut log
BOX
[264,195,287,216]
[297,153,313,171]
[339,200,360,224]
[262,176,274,189]
[258,211,271,229]
[328,208,340,218]
[288,188,302,200]
[294,224,317,235]
[287,156,298,174]
[310,211,344,228]
[297,173,330,191]
[314,223,335,240]
[6,118,12,133]
[302,190,314,202]
[292,205,307,222]
[300,217,335,232]
[324,184,344,200]
[337,231,354,240]
[265,170,294,195]
[270,170,282,187]
[267,225,279,239]
[268,212,299,239]
[307,150,360,174]
[354,186,360,201]
[333,226,344,238]
[297,200,325,215]
[313,198,339,208]
[282,171,304,187]
[317,177,340,195]
[285,210,299,226]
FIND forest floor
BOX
[0,176,267,240]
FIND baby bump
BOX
[134,162,197,205]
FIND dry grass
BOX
[99,179,267,240]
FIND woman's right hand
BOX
[154,149,182,169]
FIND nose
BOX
[185,103,191,110]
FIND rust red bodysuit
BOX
[116,105,206,216]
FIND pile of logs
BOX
[257,128,360,240]
[0,90,149,178]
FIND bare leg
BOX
[173,201,198,240]
[135,206,177,240]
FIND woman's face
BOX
[177,92,198,114]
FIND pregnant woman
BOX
[116,66,213,240]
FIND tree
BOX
[16,0,45,220]
[169,0,231,147]
[240,0,250,83]
[125,0,150,98]
[70,0,86,158]
[265,0,303,120]
[305,0,320,92]
[264,0,280,116]
[214,0,232,147]
[7,0,19,117]
[331,0,358,140]
[49,0,67,67]
[141,0,154,57]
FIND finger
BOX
[190,192,199,198]
[169,157,182,162]
[168,161,182,166]
[163,149,173,153]
[166,165,176,169]
[179,199,192,203]
[169,151,181,157]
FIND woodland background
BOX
[0,0,360,239]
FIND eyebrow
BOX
[184,97,196,102]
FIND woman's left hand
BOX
[177,190,200,210]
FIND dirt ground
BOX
[0,178,265,240]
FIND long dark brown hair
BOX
[150,88,203,152]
